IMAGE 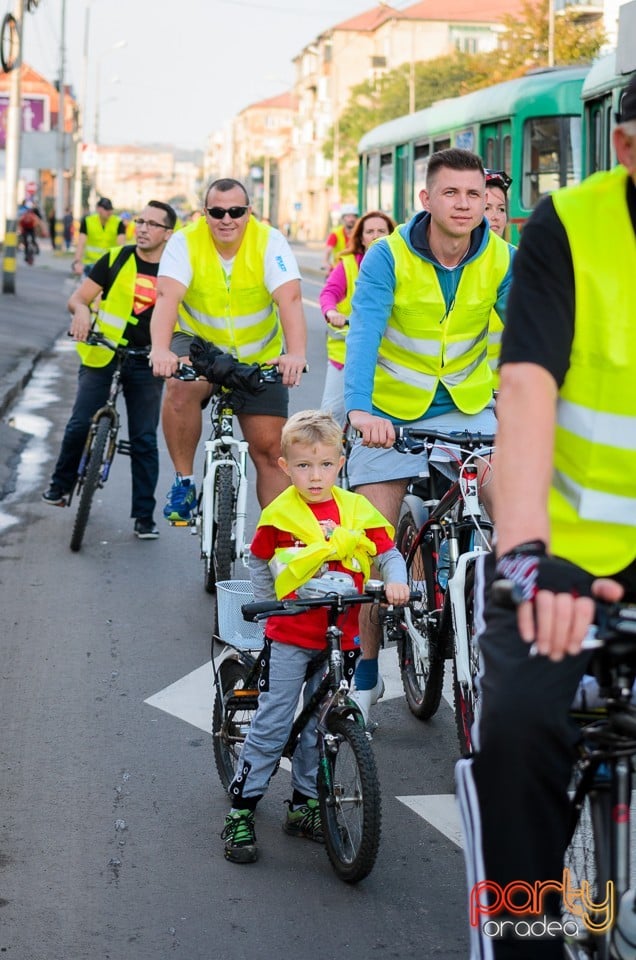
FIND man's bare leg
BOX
[239,414,289,507]
[161,366,210,475]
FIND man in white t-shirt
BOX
[150,178,307,520]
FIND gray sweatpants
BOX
[228,641,328,803]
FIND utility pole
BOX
[2,0,25,295]
[55,0,67,251]
[72,5,90,235]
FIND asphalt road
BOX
[0,262,470,960]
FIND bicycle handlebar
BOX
[242,587,422,623]
[67,330,150,359]
[173,361,282,386]
[393,427,495,456]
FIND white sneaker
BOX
[350,674,385,726]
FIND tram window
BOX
[366,154,380,211]
[414,143,430,204]
[485,138,496,169]
[521,116,582,209]
[380,153,394,214]
[503,135,512,174]
[434,137,451,151]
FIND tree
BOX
[326,0,605,200]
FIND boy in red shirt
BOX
[221,410,408,864]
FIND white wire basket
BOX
[215,580,265,650]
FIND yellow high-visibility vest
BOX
[177,216,283,364]
[326,254,359,365]
[371,228,509,420]
[76,247,137,368]
[84,213,122,265]
[549,165,636,574]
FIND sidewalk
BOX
[0,246,74,498]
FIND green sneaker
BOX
[283,798,324,844]
[221,809,258,863]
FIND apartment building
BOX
[283,0,528,241]
[84,144,201,214]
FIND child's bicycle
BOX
[212,574,420,884]
[68,333,149,552]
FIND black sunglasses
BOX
[206,205,249,220]
[484,170,512,192]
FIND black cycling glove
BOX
[496,542,594,603]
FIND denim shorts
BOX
[171,332,288,418]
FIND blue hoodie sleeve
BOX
[494,243,515,323]
[344,238,397,415]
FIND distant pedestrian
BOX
[48,211,57,250]
[62,209,73,251]
[73,197,125,277]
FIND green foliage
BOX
[328,0,605,199]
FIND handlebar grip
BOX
[241,600,285,622]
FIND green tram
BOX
[582,50,635,174]
[357,66,588,242]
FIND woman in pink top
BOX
[318,210,395,426]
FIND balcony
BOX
[554,0,603,24]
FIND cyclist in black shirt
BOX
[456,75,636,959]
[42,201,177,540]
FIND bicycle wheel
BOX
[563,763,612,959]
[70,416,111,553]
[204,464,234,595]
[212,658,256,790]
[396,510,445,720]
[318,714,381,883]
[453,563,480,756]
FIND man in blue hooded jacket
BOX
[344,148,514,720]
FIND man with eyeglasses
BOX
[150,177,307,521]
[42,201,177,541]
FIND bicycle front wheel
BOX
[204,463,234,595]
[453,562,480,756]
[396,511,445,720]
[70,416,111,552]
[318,715,381,883]
[212,658,256,790]
[563,764,612,960]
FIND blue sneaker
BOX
[163,473,197,521]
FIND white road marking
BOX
[396,794,463,847]
[302,296,320,308]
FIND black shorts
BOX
[171,331,288,418]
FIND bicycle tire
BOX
[396,509,445,720]
[70,416,111,552]
[563,765,612,959]
[203,463,234,596]
[318,714,381,883]
[212,658,255,790]
[452,562,479,756]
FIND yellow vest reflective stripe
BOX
[258,485,394,599]
[84,213,122,265]
[177,216,283,364]
[549,165,636,574]
[488,309,504,389]
[326,254,358,365]
[372,229,508,419]
[76,248,137,368]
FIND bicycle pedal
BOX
[170,519,195,527]
[365,721,379,740]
